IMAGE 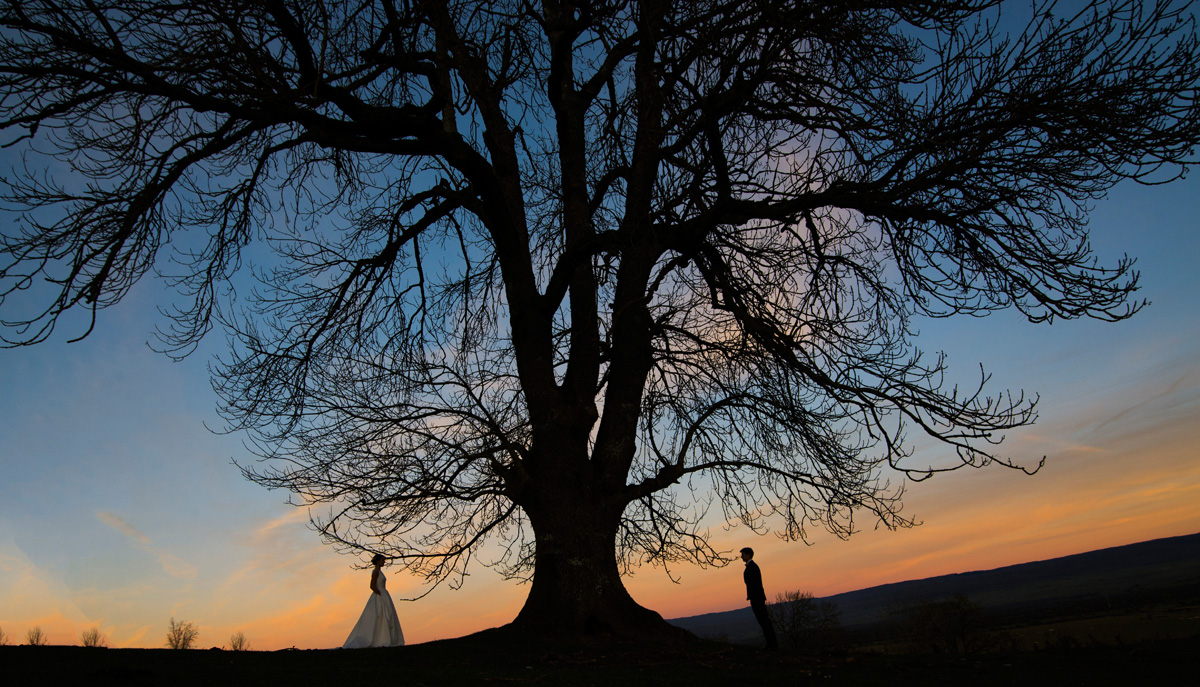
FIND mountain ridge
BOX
[669,531,1200,641]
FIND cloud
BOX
[0,527,96,642]
[96,511,197,581]
[96,511,152,546]
[123,624,152,648]
[212,508,324,595]
[192,506,532,648]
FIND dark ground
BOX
[3,624,1197,687]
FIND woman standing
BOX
[342,554,405,648]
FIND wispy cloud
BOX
[96,511,152,546]
[0,529,97,643]
[96,511,197,580]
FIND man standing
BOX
[741,547,778,649]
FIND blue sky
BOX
[2,172,1196,649]
[3,0,1200,643]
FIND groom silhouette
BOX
[740,547,778,650]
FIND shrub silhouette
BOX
[165,618,199,650]
[891,594,987,654]
[229,631,250,651]
[0,625,7,646]
[769,590,844,654]
[80,627,107,648]
[25,626,47,646]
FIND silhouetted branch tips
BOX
[890,594,988,654]
[79,629,108,648]
[165,618,198,650]
[1,0,1196,637]
[228,631,250,651]
[770,590,845,655]
[80,627,107,648]
[24,626,46,646]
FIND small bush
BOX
[165,618,199,650]
[229,631,251,651]
[80,627,107,648]
[890,593,987,654]
[0,625,7,646]
[26,626,47,646]
[769,590,844,655]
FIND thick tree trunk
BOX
[507,497,688,640]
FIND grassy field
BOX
[4,599,1198,686]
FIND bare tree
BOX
[228,631,251,651]
[890,593,987,654]
[1,0,1197,638]
[165,618,199,650]
[24,626,46,646]
[80,627,108,648]
[0,625,7,646]
[770,590,843,654]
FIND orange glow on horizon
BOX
[3,378,1197,650]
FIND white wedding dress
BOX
[342,569,405,648]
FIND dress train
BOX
[342,570,405,648]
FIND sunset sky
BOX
[2,170,1196,650]
[3,0,1200,647]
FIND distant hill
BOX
[669,531,1200,643]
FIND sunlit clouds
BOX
[0,531,94,645]
[96,511,198,581]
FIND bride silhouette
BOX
[342,553,405,648]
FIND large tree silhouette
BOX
[2,0,1197,637]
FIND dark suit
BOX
[744,560,778,649]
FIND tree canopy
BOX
[2,0,1197,636]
